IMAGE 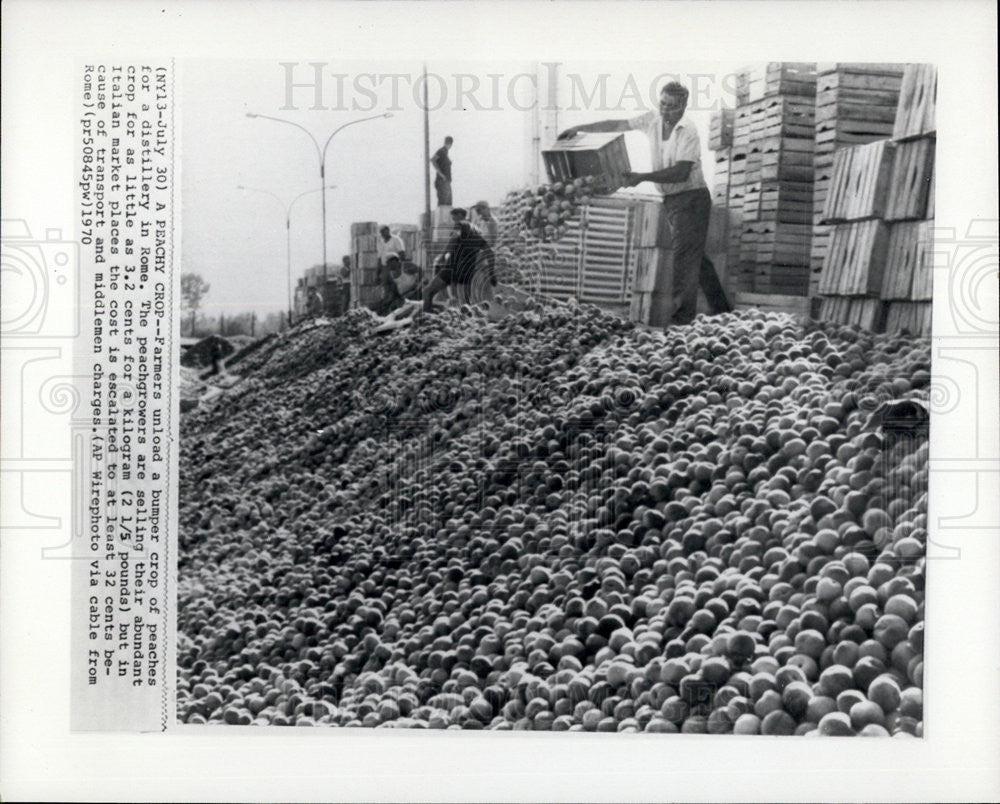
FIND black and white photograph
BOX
[2,1,998,801]
[177,59,935,735]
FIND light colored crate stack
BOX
[737,64,818,296]
[629,199,672,324]
[709,108,744,298]
[810,63,905,295]
[815,142,894,326]
[388,223,421,259]
[709,108,735,151]
[350,221,382,310]
[882,64,936,336]
[815,63,936,335]
[493,192,642,316]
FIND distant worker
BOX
[339,256,352,315]
[431,135,454,207]
[424,221,495,311]
[376,226,407,266]
[471,201,499,246]
[559,81,710,325]
[209,337,226,376]
[307,286,324,317]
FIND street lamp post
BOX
[237,184,336,327]
[245,111,393,271]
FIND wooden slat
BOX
[884,138,935,221]
[820,140,894,223]
[819,220,889,296]
[893,64,937,141]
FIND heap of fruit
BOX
[178,303,929,735]
[503,176,599,244]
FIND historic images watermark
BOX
[275,62,742,115]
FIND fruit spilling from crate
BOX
[501,176,599,243]
[178,303,929,735]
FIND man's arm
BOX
[557,118,633,140]
[624,161,693,186]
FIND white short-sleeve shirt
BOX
[628,111,707,196]
[377,233,406,263]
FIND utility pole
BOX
[530,62,541,186]
[422,63,432,283]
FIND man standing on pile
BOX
[431,136,454,207]
[423,221,496,311]
[559,81,710,325]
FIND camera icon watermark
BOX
[1,219,80,338]
[933,219,999,336]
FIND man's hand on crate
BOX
[557,127,580,140]
[622,171,645,187]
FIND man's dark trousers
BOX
[663,186,712,325]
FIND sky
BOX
[181,59,745,318]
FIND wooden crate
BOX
[352,233,378,252]
[632,246,671,293]
[350,221,378,237]
[745,62,818,102]
[820,140,895,223]
[881,220,934,300]
[744,181,813,223]
[758,136,815,182]
[884,138,935,221]
[926,164,935,219]
[709,108,735,150]
[817,296,886,330]
[819,220,889,296]
[749,96,816,139]
[817,63,905,80]
[357,251,379,269]
[893,64,937,141]
[542,133,631,194]
[734,66,753,106]
[753,267,810,296]
[751,221,813,265]
[634,200,670,248]
[733,106,753,149]
[884,301,932,336]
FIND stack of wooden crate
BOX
[810,64,906,295]
[709,107,741,290]
[815,64,936,334]
[737,63,818,296]
[388,224,421,260]
[881,64,937,335]
[349,221,382,310]
[629,198,672,324]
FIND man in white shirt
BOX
[376,226,407,266]
[559,81,713,325]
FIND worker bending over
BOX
[423,221,496,311]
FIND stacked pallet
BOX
[810,63,906,294]
[630,199,673,324]
[735,63,818,296]
[388,224,421,260]
[815,63,936,335]
[349,221,382,310]
[882,64,936,335]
